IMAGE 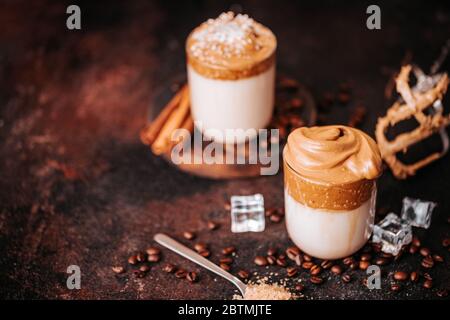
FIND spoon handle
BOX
[154,233,247,296]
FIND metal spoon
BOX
[154,233,247,296]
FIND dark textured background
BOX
[0,0,449,299]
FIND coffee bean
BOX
[409,245,419,254]
[276,258,287,267]
[375,257,389,266]
[183,231,195,240]
[278,254,286,260]
[147,254,160,263]
[128,255,138,265]
[360,253,371,262]
[302,261,314,269]
[436,289,449,297]
[442,238,450,248]
[349,262,358,270]
[343,257,354,265]
[139,265,150,272]
[310,265,322,276]
[331,265,342,275]
[222,246,236,255]
[303,254,312,262]
[421,256,434,268]
[220,263,231,271]
[163,263,176,273]
[419,247,430,257]
[220,257,233,265]
[175,269,187,279]
[342,274,351,283]
[146,247,160,255]
[295,284,305,292]
[186,272,198,283]
[224,203,231,211]
[286,246,300,260]
[393,271,408,281]
[412,236,421,247]
[432,254,444,263]
[359,261,370,270]
[199,250,210,258]
[423,280,433,289]
[207,221,219,231]
[294,254,303,266]
[194,243,207,252]
[267,255,276,265]
[287,267,298,277]
[321,260,333,269]
[267,248,277,256]
[136,252,146,263]
[423,272,433,281]
[410,271,419,282]
[270,214,282,223]
[310,276,324,284]
[112,266,125,274]
[237,270,249,280]
[390,284,401,292]
[254,256,268,266]
[380,252,393,259]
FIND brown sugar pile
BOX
[234,280,293,300]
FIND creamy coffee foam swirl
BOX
[284,126,382,185]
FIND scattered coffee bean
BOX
[343,257,354,265]
[303,254,312,262]
[128,255,138,265]
[423,272,433,281]
[267,248,277,256]
[175,269,187,279]
[147,254,160,263]
[269,214,282,223]
[186,272,198,283]
[254,256,268,266]
[287,267,298,277]
[302,261,314,269]
[409,245,419,254]
[359,261,370,270]
[321,260,333,269]
[267,255,276,265]
[360,253,371,262]
[163,263,176,273]
[432,254,444,262]
[183,231,195,240]
[310,265,322,276]
[331,265,342,275]
[421,256,434,268]
[278,254,286,260]
[265,208,276,217]
[286,246,300,260]
[436,289,448,297]
[349,262,358,270]
[423,280,433,289]
[237,270,249,280]
[410,271,419,282]
[276,258,287,267]
[220,263,231,271]
[199,250,211,258]
[295,284,305,292]
[222,246,236,256]
[194,243,207,252]
[207,221,219,231]
[146,247,160,255]
[294,255,303,266]
[419,247,430,257]
[390,284,401,292]
[375,257,389,266]
[412,236,421,247]
[112,266,125,274]
[342,274,351,283]
[442,238,450,248]
[220,257,233,265]
[380,252,393,259]
[393,271,408,281]
[310,276,324,284]
[224,203,231,211]
[139,265,150,273]
[136,252,146,263]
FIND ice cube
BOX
[401,197,436,229]
[372,213,412,256]
[230,194,265,233]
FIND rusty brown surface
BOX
[0,0,449,299]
